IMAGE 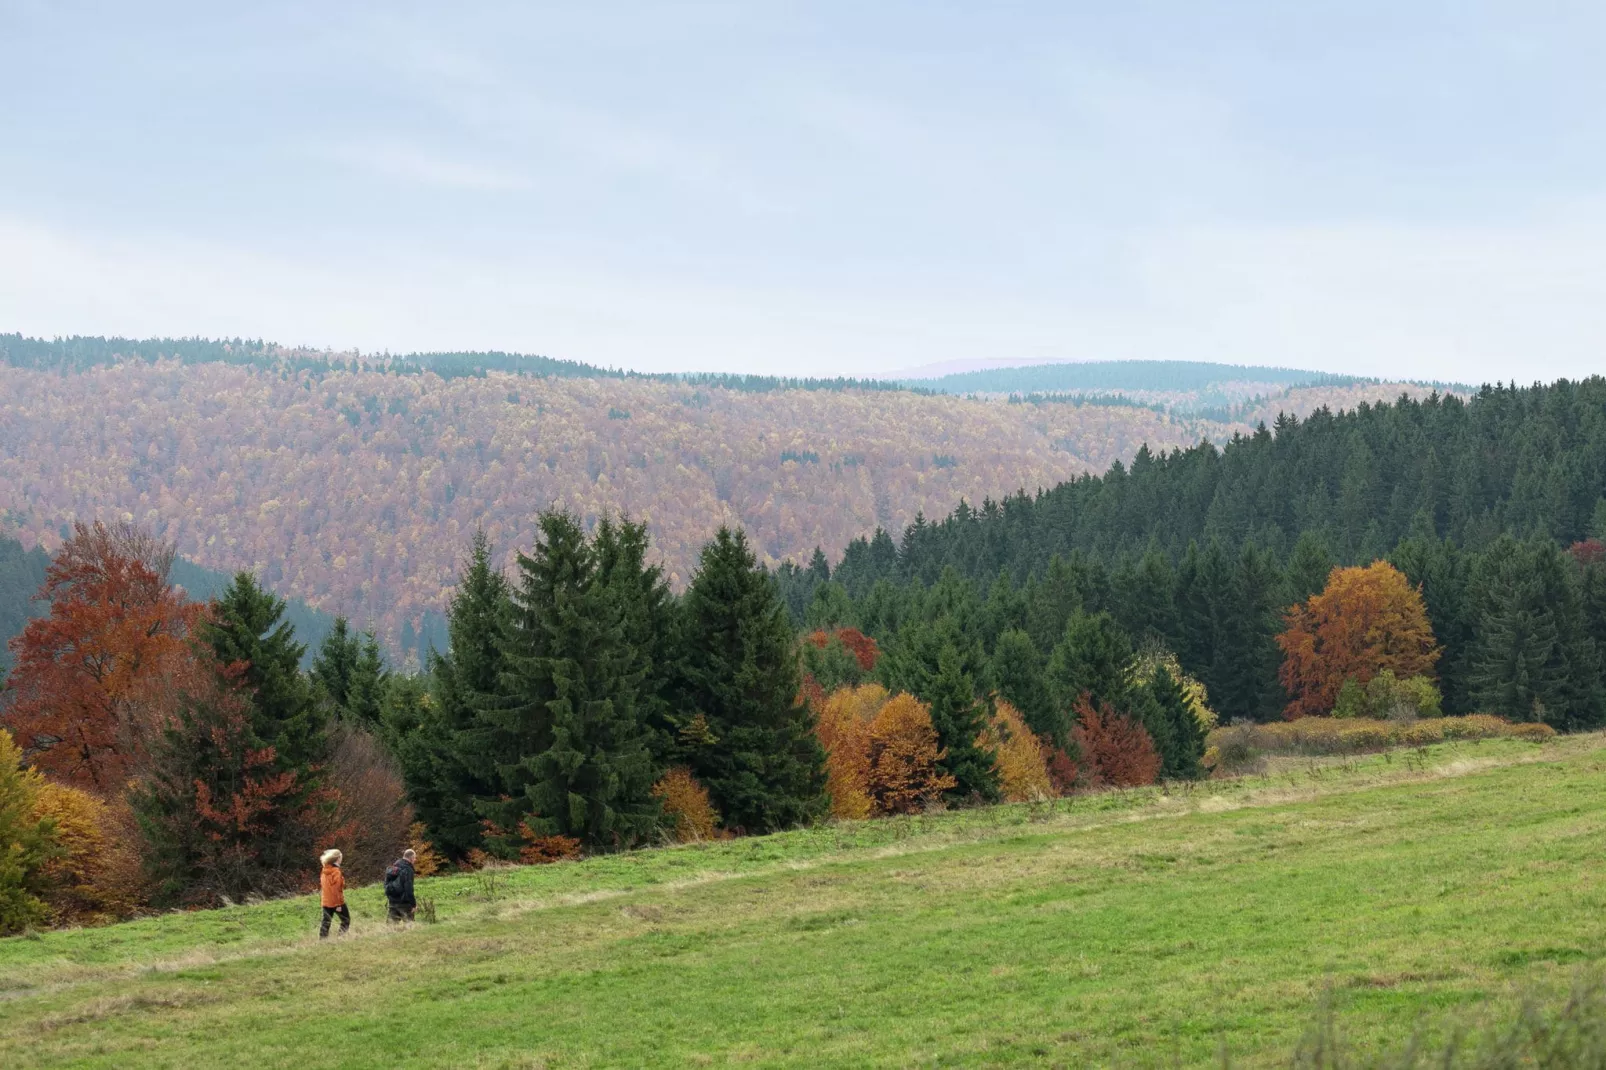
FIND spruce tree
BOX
[1045,610,1133,717]
[484,512,660,850]
[1140,666,1205,780]
[201,573,324,776]
[400,531,511,859]
[1284,530,1335,607]
[677,527,826,833]
[1465,537,1604,729]
[310,617,360,712]
[924,643,1000,802]
[988,627,1060,744]
[345,632,387,728]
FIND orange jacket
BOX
[320,864,345,908]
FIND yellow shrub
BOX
[407,822,443,877]
[981,700,1054,802]
[1508,722,1558,742]
[652,766,721,842]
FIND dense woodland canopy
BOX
[0,336,1435,661]
[777,379,1606,729]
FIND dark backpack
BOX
[383,864,402,899]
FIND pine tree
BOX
[677,528,826,833]
[483,512,661,850]
[593,517,678,762]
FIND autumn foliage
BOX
[1276,561,1441,720]
[3,522,204,792]
[652,766,722,842]
[980,700,1053,802]
[1072,695,1161,789]
[813,685,956,817]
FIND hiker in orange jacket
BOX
[319,848,350,939]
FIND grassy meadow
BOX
[3,735,1604,1068]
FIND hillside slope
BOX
[0,735,1596,1068]
[0,354,1437,655]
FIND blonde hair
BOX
[320,849,342,866]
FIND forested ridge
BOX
[0,339,1432,660]
[776,378,1606,729]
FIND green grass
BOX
[2,736,1603,1068]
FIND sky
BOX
[3,1,1605,382]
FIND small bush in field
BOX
[406,823,443,877]
[1072,694,1161,788]
[1509,722,1557,741]
[652,766,721,842]
[415,898,438,924]
[981,700,1054,802]
[515,822,582,864]
[1209,723,1268,777]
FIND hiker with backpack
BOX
[384,848,417,923]
[318,849,350,939]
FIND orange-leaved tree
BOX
[2,522,203,792]
[1072,694,1161,789]
[1276,560,1440,719]
[865,693,956,815]
[814,684,888,819]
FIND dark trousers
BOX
[387,901,414,923]
[320,904,350,938]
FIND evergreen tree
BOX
[593,516,678,762]
[1045,610,1134,720]
[1465,537,1604,730]
[346,632,387,728]
[1284,530,1335,607]
[309,617,360,712]
[402,531,511,859]
[200,573,324,777]
[677,528,826,833]
[483,512,661,850]
[1137,666,1205,780]
[924,643,999,802]
[988,628,1060,744]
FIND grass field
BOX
[3,735,1604,1068]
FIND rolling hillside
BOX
[0,337,1443,657]
[0,734,1593,1067]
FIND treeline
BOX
[903,359,1368,397]
[777,379,1606,729]
[0,334,910,394]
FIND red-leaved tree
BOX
[1072,694,1161,788]
[3,523,204,793]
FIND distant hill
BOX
[901,359,1357,397]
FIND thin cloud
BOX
[319,139,529,191]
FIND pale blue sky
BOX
[4,2,1604,381]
